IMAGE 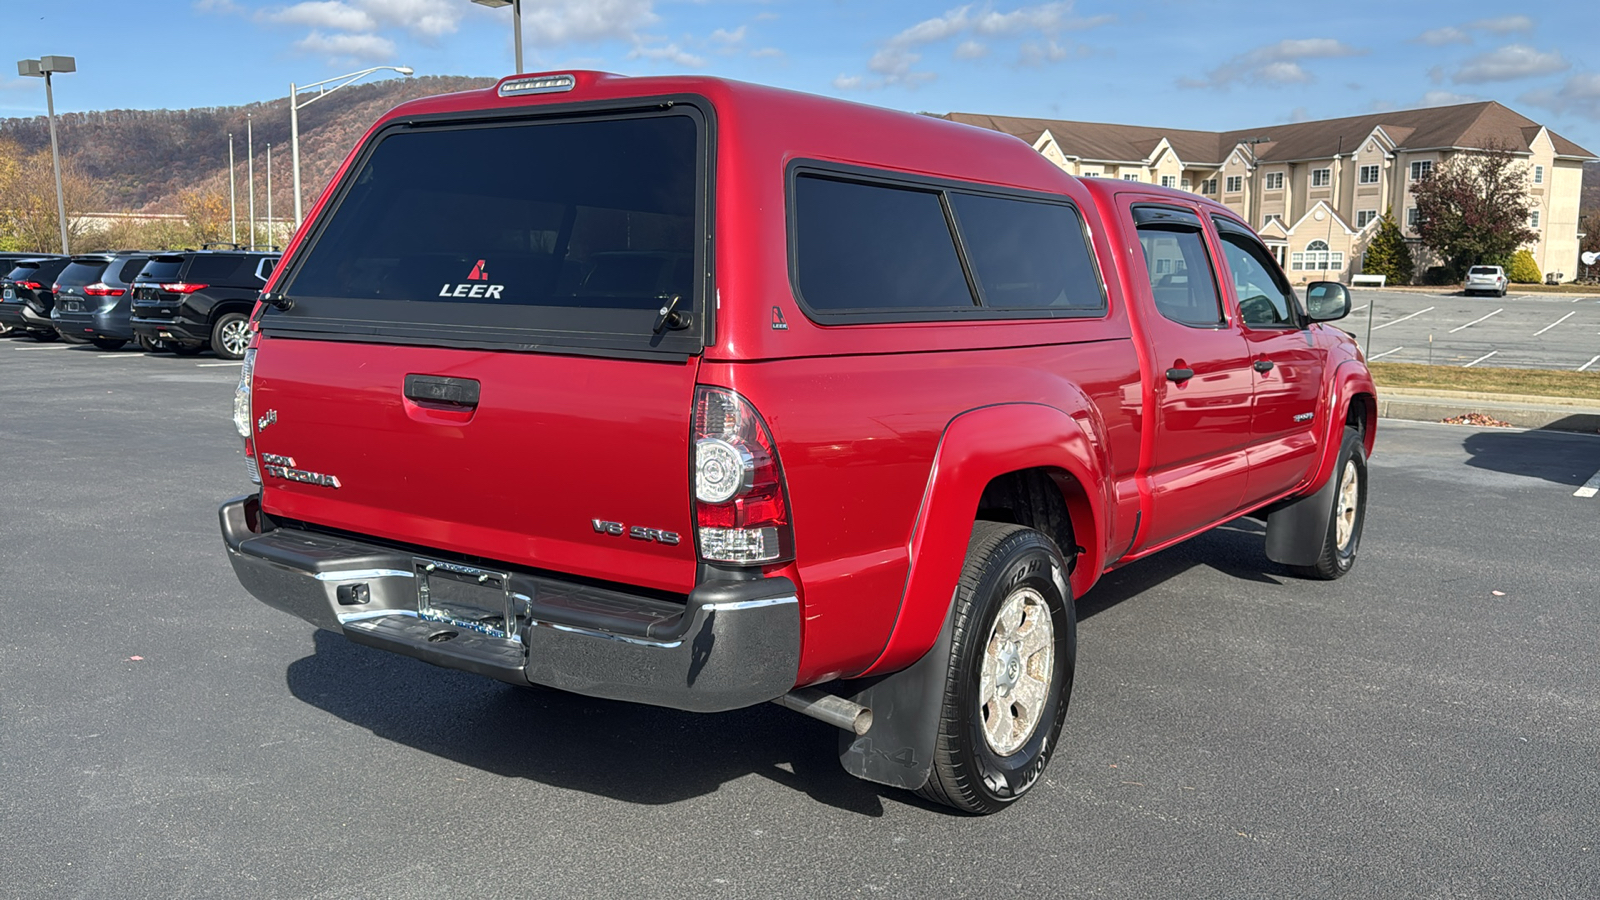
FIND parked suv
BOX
[0,257,73,341]
[49,252,155,350]
[222,72,1374,814]
[130,250,278,359]
[1464,265,1508,297]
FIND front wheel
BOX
[916,521,1076,815]
[90,337,127,351]
[210,312,250,360]
[1290,427,1368,580]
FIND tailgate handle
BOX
[404,374,480,408]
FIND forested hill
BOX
[0,75,493,214]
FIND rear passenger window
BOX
[794,175,974,312]
[186,256,243,283]
[1134,214,1224,326]
[118,259,148,283]
[949,193,1103,310]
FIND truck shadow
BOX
[1077,519,1284,620]
[1460,428,1600,487]
[286,629,894,816]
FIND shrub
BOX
[1506,249,1541,283]
[1422,266,1455,286]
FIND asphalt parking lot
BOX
[1347,287,1600,371]
[2,335,1597,900]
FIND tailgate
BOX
[254,338,700,593]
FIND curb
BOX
[1378,390,1600,433]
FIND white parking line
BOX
[89,354,145,361]
[1576,469,1600,499]
[1463,350,1499,367]
[1350,304,1369,313]
[195,362,240,367]
[1373,306,1435,330]
[1532,311,1576,336]
[1580,355,1600,372]
[1369,346,1404,360]
[1448,308,1503,334]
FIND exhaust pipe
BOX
[774,688,872,735]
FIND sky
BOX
[0,0,1596,155]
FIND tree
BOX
[0,137,104,253]
[1506,249,1541,284]
[1410,145,1536,279]
[1361,207,1415,285]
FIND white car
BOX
[1464,265,1508,297]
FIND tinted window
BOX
[58,261,112,287]
[1135,226,1223,326]
[1469,266,1498,275]
[949,193,1103,310]
[286,115,699,313]
[137,259,185,282]
[4,264,39,281]
[794,175,973,312]
[117,258,149,283]
[1215,230,1297,327]
[185,255,245,283]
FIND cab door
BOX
[1210,217,1326,506]
[1125,204,1256,548]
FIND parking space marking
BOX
[1532,311,1576,336]
[1373,306,1434,330]
[1576,469,1600,499]
[1580,355,1600,372]
[1463,350,1499,367]
[1369,346,1404,360]
[195,362,241,367]
[1350,304,1369,313]
[1449,308,1503,333]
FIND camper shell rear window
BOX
[263,99,712,360]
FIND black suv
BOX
[0,257,73,341]
[50,252,155,350]
[130,250,279,359]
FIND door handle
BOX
[1253,359,1275,373]
[1165,367,1195,382]
[404,374,481,408]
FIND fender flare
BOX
[1309,360,1377,490]
[1264,362,1375,567]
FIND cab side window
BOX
[1214,222,1298,328]
[1133,207,1224,327]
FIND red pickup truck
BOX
[221,71,1375,815]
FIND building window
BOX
[1531,211,1541,228]
[1264,172,1284,190]
[1082,170,1102,177]
[1123,174,1140,182]
[1161,175,1177,188]
[1356,209,1377,228]
[1181,178,1191,191]
[1312,168,1331,187]
[1225,175,1242,193]
[1262,214,1283,228]
[1359,165,1379,184]
[1292,239,1343,272]
[1534,165,1544,185]
[1407,207,1420,227]
[1410,160,1432,181]
[1202,178,1218,194]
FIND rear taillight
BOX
[18,281,41,290]
[161,282,209,294]
[84,283,125,296]
[234,348,261,484]
[692,386,792,565]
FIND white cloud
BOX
[267,1,377,32]
[1415,26,1469,47]
[710,26,745,45]
[628,41,705,68]
[194,0,244,11]
[954,40,988,60]
[519,0,658,45]
[1522,73,1600,122]
[749,46,784,60]
[1452,45,1569,83]
[1180,38,1365,90]
[295,29,397,59]
[1420,89,1480,107]
[1468,15,1533,34]
[359,0,462,38]
[1412,15,1533,46]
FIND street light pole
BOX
[247,113,256,251]
[228,133,238,246]
[471,0,523,74]
[16,55,75,254]
[289,65,413,229]
[266,143,273,249]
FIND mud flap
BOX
[837,599,957,791]
[1263,444,1344,567]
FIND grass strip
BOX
[1369,361,1600,401]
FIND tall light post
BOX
[289,65,413,229]
[471,0,523,74]
[266,143,273,249]
[16,55,75,255]
[228,133,238,246]
[246,113,256,251]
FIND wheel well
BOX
[974,468,1087,572]
[209,302,253,326]
[1346,392,1374,434]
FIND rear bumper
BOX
[219,495,801,713]
[132,312,206,346]
[53,309,133,341]
[1,303,52,334]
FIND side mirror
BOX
[1304,281,1351,322]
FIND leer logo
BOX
[440,258,504,299]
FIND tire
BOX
[210,312,250,360]
[137,335,164,352]
[1290,427,1368,580]
[1499,285,1507,298]
[916,521,1076,815]
[90,337,127,351]
[172,343,204,356]
[31,329,59,343]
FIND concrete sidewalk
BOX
[1378,387,1600,433]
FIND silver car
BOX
[1465,265,1508,297]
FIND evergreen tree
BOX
[1361,208,1415,285]
[1507,249,1541,284]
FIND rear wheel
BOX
[137,334,164,352]
[916,521,1076,815]
[1290,427,1367,580]
[172,343,203,356]
[31,329,59,343]
[210,312,250,360]
[90,337,127,351]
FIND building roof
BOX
[943,101,1597,167]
